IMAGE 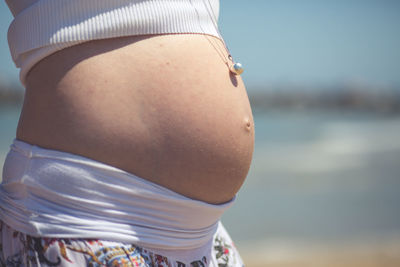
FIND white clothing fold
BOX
[0,139,235,253]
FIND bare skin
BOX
[17,34,254,204]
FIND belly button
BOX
[244,118,252,132]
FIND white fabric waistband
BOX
[0,139,235,250]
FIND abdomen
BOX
[17,34,255,204]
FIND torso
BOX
[17,34,254,204]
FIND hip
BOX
[0,140,243,265]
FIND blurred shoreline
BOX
[0,82,23,106]
[248,84,400,114]
[2,82,400,114]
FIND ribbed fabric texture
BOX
[6,0,221,85]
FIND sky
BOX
[0,0,400,90]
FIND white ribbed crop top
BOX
[6,0,221,86]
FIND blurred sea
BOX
[1,104,400,266]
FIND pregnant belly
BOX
[18,34,255,204]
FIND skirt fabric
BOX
[0,221,243,267]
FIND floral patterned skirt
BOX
[0,221,244,267]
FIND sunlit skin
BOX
[17,34,255,204]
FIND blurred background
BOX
[1,0,400,266]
